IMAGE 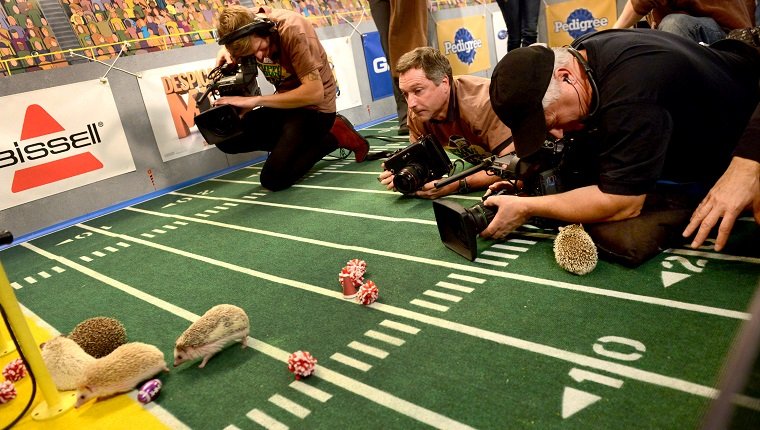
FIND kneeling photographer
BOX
[207,5,369,192]
[377,47,515,199]
[481,31,760,265]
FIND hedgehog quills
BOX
[553,224,598,275]
[68,317,128,358]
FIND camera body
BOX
[194,57,261,146]
[433,139,570,261]
[384,135,452,195]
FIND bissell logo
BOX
[2,104,103,193]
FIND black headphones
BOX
[566,46,599,118]
[217,17,276,46]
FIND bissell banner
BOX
[436,14,490,75]
[361,31,393,101]
[321,36,362,111]
[545,0,617,46]
[0,81,135,211]
[139,59,220,162]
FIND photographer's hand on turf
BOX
[480,194,529,240]
[378,169,396,191]
[683,156,760,251]
[415,180,458,199]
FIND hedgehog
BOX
[174,304,249,369]
[68,317,127,358]
[553,224,598,275]
[75,342,168,408]
[40,336,96,391]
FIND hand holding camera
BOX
[382,135,453,195]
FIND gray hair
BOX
[541,47,574,109]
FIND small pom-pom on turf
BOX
[2,358,26,382]
[345,259,367,277]
[356,280,379,305]
[287,350,317,380]
[0,381,16,403]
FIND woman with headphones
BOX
[212,5,369,191]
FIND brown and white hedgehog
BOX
[553,224,598,275]
[40,336,96,391]
[173,304,250,368]
[75,342,168,408]
[68,316,127,358]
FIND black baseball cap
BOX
[490,45,555,158]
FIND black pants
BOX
[496,0,540,51]
[216,108,337,191]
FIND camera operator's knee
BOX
[259,170,295,191]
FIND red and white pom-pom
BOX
[287,350,318,380]
[338,267,363,287]
[0,381,16,403]
[345,259,367,277]
[2,358,26,382]
[356,280,379,305]
[339,266,364,299]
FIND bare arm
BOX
[214,70,324,110]
[683,156,760,251]
[480,185,646,239]
[613,0,645,29]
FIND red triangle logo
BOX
[20,104,65,140]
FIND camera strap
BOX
[491,136,514,157]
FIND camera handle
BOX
[434,156,495,189]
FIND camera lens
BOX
[463,202,496,234]
[393,163,427,195]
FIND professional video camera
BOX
[384,135,453,195]
[432,138,570,261]
[194,56,260,146]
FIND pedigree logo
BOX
[443,28,483,65]
[162,69,214,139]
[2,104,103,193]
[553,8,609,38]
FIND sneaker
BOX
[331,114,369,162]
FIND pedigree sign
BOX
[545,0,617,47]
[0,81,134,210]
[436,15,490,75]
[139,60,218,162]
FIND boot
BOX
[331,114,369,162]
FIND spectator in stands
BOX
[613,0,755,44]
[211,5,370,191]
[369,0,428,136]
[485,30,760,259]
[377,47,515,199]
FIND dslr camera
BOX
[384,135,452,195]
[194,56,260,146]
[432,139,570,261]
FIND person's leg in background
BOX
[387,0,427,136]
[657,14,726,44]
[258,109,338,191]
[369,0,408,135]
[520,0,541,47]
[499,0,521,51]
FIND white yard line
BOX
[22,234,760,410]
[127,207,750,320]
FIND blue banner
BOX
[361,31,393,101]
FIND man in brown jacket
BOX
[613,0,755,44]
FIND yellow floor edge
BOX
[1,309,173,430]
